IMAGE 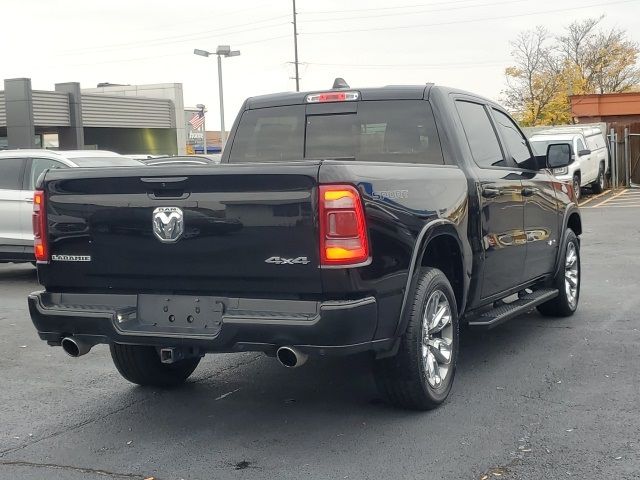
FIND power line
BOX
[54,14,290,56]
[302,0,639,35]
[304,60,505,69]
[299,0,510,15]
[235,34,291,47]
[300,0,529,23]
[43,35,291,69]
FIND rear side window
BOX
[228,100,444,165]
[29,158,66,189]
[0,158,25,190]
[586,134,605,151]
[455,101,504,168]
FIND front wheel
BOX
[573,175,582,202]
[537,229,580,317]
[110,344,200,388]
[374,267,459,410]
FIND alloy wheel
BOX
[421,290,453,389]
[565,242,579,309]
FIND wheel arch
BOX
[573,169,581,183]
[567,211,582,236]
[394,220,468,337]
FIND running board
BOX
[467,288,559,330]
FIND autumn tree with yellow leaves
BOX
[503,16,640,126]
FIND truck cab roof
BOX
[243,83,498,110]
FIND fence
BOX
[607,123,640,188]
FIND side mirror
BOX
[546,143,572,169]
[578,149,591,157]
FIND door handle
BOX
[521,187,539,197]
[481,187,501,198]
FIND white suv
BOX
[0,150,142,263]
[529,127,609,201]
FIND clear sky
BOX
[2,0,639,130]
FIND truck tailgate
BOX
[38,163,322,295]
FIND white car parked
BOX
[0,150,142,263]
[529,126,609,201]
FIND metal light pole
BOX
[217,53,226,148]
[196,103,206,155]
[194,46,240,151]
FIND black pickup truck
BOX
[28,82,581,410]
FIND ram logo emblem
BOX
[153,207,184,243]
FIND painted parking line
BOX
[591,204,640,208]
[579,189,611,207]
[580,188,640,208]
[593,189,631,207]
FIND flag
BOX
[189,111,205,130]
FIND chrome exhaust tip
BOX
[61,337,92,358]
[276,346,308,368]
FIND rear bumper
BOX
[28,291,394,356]
[0,244,34,263]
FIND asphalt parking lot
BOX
[1,199,639,480]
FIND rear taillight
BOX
[33,190,48,263]
[319,185,369,266]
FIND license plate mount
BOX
[131,294,224,335]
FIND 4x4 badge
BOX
[265,256,310,265]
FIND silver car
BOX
[0,150,142,263]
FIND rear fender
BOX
[393,220,467,338]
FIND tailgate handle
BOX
[148,191,190,200]
[141,177,188,185]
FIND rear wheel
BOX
[537,229,580,317]
[110,344,200,388]
[591,163,605,194]
[374,267,459,410]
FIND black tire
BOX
[573,174,581,201]
[591,163,605,194]
[110,343,200,388]
[537,229,580,317]
[374,267,459,410]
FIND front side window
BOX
[228,101,444,165]
[492,109,535,168]
[455,101,504,168]
[576,138,587,153]
[0,158,25,190]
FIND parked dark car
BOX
[28,82,581,410]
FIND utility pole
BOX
[292,0,300,91]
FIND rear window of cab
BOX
[228,100,444,165]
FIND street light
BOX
[196,103,206,155]
[193,45,240,149]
